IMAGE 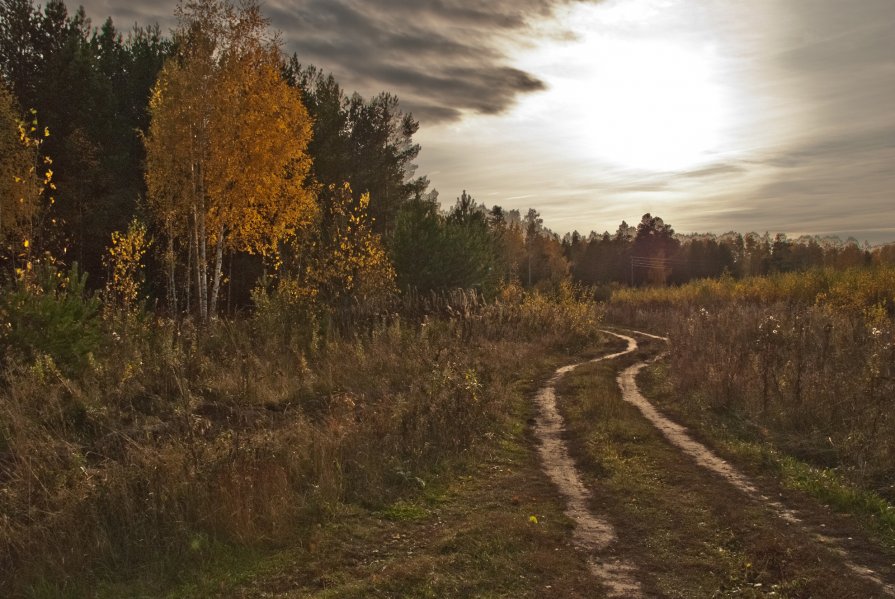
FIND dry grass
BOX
[606,267,895,496]
[556,348,893,598]
[0,285,602,596]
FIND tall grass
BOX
[607,266,895,496]
[0,282,602,595]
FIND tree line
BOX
[562,214,886,289]
[1,0,892,327]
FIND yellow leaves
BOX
[291,182,395,304]
[104,219,151,310]
[145,4,316,261]
[2,80,52,241]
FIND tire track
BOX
[611,328,895,597]
[535,328,894,597]
[533,336,644,598]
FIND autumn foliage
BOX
[145,0,316,321]
[1,0,895,595]
[0,79,54,278]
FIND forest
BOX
[2,0,892,320]
[1,0,894,597]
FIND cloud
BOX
[756,127,895,169]
[77,0,895,244]
[79,0,177,30]
[673,163,747,179]
[79,0,594,124]
[266,0,593,124]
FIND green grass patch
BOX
[380,500,429,522]
[720,436,895,549]
[90,538,278,599]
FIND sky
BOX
[80,0,895,243]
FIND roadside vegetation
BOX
[608,267,895,551]
[555,336,892,598]
[2,0,895,596]
[0,278,604,595]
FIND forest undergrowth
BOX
[0,278,602,597]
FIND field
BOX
[1,285,607,596]
[2,2,894,594]
[3,270,895,597]
[608,266,895,497]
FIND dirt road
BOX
[533,334,643,597]
[533,328,895,597]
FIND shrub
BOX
[0,281,604,594]
[0,263,101,374]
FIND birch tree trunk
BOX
[166,226,177,315]
[209,223,224,320]
[197,199,208,323]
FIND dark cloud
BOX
[77,0,177,29]
[756,127,895,170]
[79,0,590,124]
[268,0,588,124]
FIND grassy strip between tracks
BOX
[555,335,891,598]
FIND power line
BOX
[630,255,685,285]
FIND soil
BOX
[533,328,895,598]
[532,333,644,597]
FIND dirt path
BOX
[535,328,895,598]
[612,329,895,597]
[532,336,643,598]
[612,330,798,522]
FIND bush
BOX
[0,280,605,594]
[0,263,101,374]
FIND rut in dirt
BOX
[534,329,895,598]
[614,329,895,598]
[532,334,643,598]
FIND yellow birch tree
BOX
[145,0,315,321]
[293,183,395,304]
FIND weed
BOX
[0,285,602,595]
[608,267,895,492]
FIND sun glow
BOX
[579,40,726,171]
[515,2,729,172]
